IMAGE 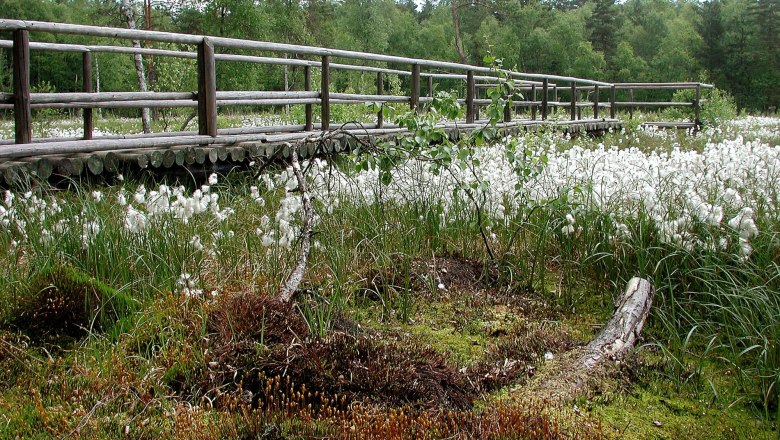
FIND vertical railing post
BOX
[12,29,32,144]
[197,37,217,137]
[541,78,548,120]
[428,76,434,98]
[610,85,616,119]
[503,91,512,123]
[320,55,330,131]
[376,71,384,129]
[593,85,600,119]
[629,89,635,119]
[466,70,475,124]
[304,65,313,131]
[694,83,701,129]
[570,82,577,121]
[553,85,558,115]
[410,64,420,113]
[531,85,537,120]
[82,52,94,140]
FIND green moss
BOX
[592,389,774,439]
[7,266,135,339]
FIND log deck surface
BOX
[0,19,711,185]
[0,118,623,184]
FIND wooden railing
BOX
[0,19,712,162]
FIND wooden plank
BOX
[376,71,383,129]
[12,29,31,144]
[570,82,576,121]
[609,85,616,119]
[321,55,330,131]
[466,70,475,124]
[197,38,217,137]
[304,66,313,131]
[411,64,420,112]
[82,52,93,140]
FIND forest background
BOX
[0,0,777,113]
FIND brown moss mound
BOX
[468,321,574,392]
[201,292,472,410]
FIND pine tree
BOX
[586,0,621,60]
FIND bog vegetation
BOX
[0,105,778,437]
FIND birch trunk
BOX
[120,0,152,134]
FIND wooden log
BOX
[162,149,176,168]
[12,29,32,144]
[376,71,383,129]
[541,78,548,120]
[207,148,218,163]
[694,84,701,128]
[116,151,149,169]
[570,82,576,121]
[174,149,186,166]
[466,70,475,124]
[18,156,52,180]
[329,93,409,102]
[614,102,694,107]
[609,85,616,119]
[148,150,164,168]
[193,148,207,165]
[100,151,120,173]
[85,154,104,175]
[197,38,217,137]
[1,162,24,186]
[82,52,93,140]
[304,66,313,131]
[411,64,420,112]
[321,55,330,131]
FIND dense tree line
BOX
[0,0,777,111]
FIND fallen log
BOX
[519,277,654,401]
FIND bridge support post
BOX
[552,85,558,115]
[321,55,330,130]
[694,84,701,130]
[466,70,475,124]
[541,78,548,120]
[428,76,434,98]
[304,66,313,131]
[12,29,32,144]
[629,89,634,119]
[593,85,600,119]
[610,85,616,119]
[197,38,217,137]
[82,52,94,140]
[376,71,383,129]
[570,82,576,121]
[503,96,512,123]
[531,85,537,120]
[411,64,420,113]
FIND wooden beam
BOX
[531,85,537,120]
[197,38,217,137]
[541,78,548,120]
[609,85,616,119]
[304,66,313,131]
[428,76,434,98]
[12,29,31,144]
[593,85,600,119]
[82,52,93,140]
[321,55,330,130]
[694,84,701,128]
[410,64,420,112]
[376,71,384,129]
[466,70,475,124]
[570,82,576,121]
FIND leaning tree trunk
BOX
[451,0,468,64]
[120,0,152,134]
[521,277,655,401]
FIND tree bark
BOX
[451,0,468,64]
[278,140,314,303]
[120,0,152,134]
[520,277,655,401]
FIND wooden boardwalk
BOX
[0,20,708,185]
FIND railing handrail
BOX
[0,19,612,87]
